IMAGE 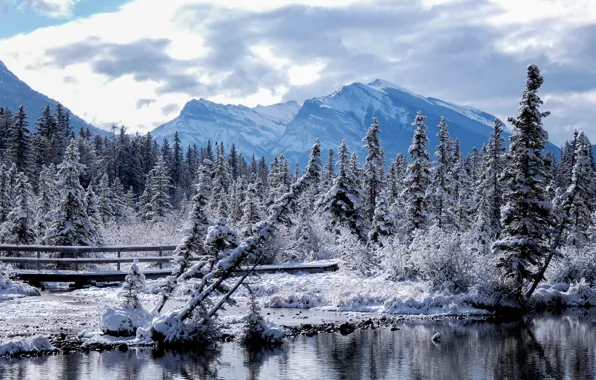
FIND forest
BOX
[0,63,594,322]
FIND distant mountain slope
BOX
[0,60,105,135]
[152,99,300,159]
[153,79,559,165]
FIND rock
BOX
[391,327,400,331]
[339,323,355,336]
[117,344,128,352]
[432,333,441,342]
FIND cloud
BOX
[19,0,79,18]
[0,0,595,145]
[136,98,155,108]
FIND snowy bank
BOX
[252,271,492,316]
[0,263,41,301]
[532,279,596,309]
[0,335,56,356]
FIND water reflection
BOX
[2,310,596,379]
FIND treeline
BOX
[0,65,593,301]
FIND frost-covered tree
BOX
[85,184,103,245]
[368,188,395,246]
[0,172,36,245]
[322,148,335,193]
[452,147,474,232]
[6,106,31,175]
[316,140,365,240]
[144,156,173,224]
[240,181,263,236]
[475,119,506,242]
[210,142,230,212]
[119,260,147,309]
[388,154,407,206]
[34,164,57,242]
[45,140,98,247]
[97,173,116,223]
[554,131,595,246]
[427,117,456,231]
[294,191,317,259]
[362,117,385,223]
[402,111,431,234]
[492,65,553,297]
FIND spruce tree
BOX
[6,105,31,176]
[554,131,595,246]
[0,172,36,245]
[316,140,365,239]
[427,117,456,231]
[45,140,99,247]
[85,184,103,245]
[368,188,395,245]
[362,117,385,223]
[402,111,431,234]
[240,180,263,236]
[492,65,553,297]
[144,155,174,224]
[35,164,58,242]
[475,119,506,241]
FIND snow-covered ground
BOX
[0,269,493,340]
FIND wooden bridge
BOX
[0,244,339,286]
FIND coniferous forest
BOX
[0,64,594,307]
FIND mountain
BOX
[152,99,300,159]
[153,79,558,165]
[0,60,105,135]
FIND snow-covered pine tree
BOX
[119,260,146,309]
[6,106,31,176]
[316,140,365,240]
[294,189,317,259]
[45,140,98,247]
[240,180,263,237]
[492,65,553,297]
[554,131,595,246]
[362,117,385,224]
[84,184,103,245]
[34,164,58,243]
[145,155,174,224]
[210,142,230,213]
[0,172,36,245]
[452,144,474,232]
[322,148,335,193]
[474,119,506,242]
[368,188,395,246]
[97,173,116,223]
[387,154,407,207]
[427,117,457,231]
[402,111,431,235]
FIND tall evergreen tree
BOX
[34,164,58,242]
[492,65,553,297]
[475,119,506,241]
[45,140,99,247]
[362,117,385,223]
[427,117,456,230]
[144,156,174,224]
[402,111,431,234]
[0,172,36,245]
[6,105,31,175]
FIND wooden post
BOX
[158,247,163,269]
[117,251,121,271]
[37,251,40,271]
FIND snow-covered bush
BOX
[102,213,185,247]
[241,290,285,346]
[100,261,151,336]
[0,262,41,299]
[532,278,596,309]
[379,238,416,281]
[334,227,373,275]
[0,336,56,357]
[546,246,596,284]
[408,227,477,293]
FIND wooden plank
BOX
[0,245,177,253]
[11,262,339,283]
[0,256,207,264]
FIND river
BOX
[1,310,595,379]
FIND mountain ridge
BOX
[0,60,106,136]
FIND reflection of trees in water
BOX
[243,345,286,380]
[4,312,596,379]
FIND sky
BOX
[0,0,595,146]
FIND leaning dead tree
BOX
[150,141,322,344]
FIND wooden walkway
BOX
[0,244,339,285]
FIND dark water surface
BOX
[2,311,596,380]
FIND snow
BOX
[0,336,55,356]
[100,306,152,336]
[0,263,41,301]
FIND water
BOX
[2,311,596,380]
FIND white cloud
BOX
[22,0,79,18]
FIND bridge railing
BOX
[0,244,180,271]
